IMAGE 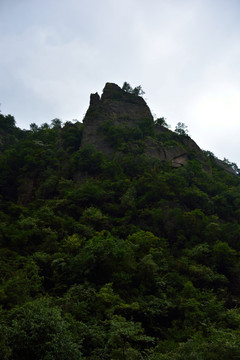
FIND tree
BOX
[131,85,145,96]
[30,123,39,132]
[122,82,145,96]
[0,114,16,131]
[155,117,169,128]
[4,298,82,360]
[106,315,153,360]
[122,82,133,93]
[51,118,62,129]
[175,122,189,136]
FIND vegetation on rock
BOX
[1,83,240,359]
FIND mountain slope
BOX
[81,82,211,170]
[0,83,240,359]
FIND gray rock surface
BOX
[81,83,210,170]
[81,83,153,154]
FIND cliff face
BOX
[81,83,153,154]
[81,83,208,169]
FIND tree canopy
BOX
[0,110,240,359]
[122,82,145,96]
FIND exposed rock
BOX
[164,147,188,167]
[214,158,237,175]
[144,138,165,160]
[90,92,100,106]
[81,83,153,154]
[144,138,188,167]
[81,82,210,170]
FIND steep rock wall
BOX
[81,83,153,154]
[81,82,210,169]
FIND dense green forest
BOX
[1,85,240,359]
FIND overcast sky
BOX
[1,0,240,165]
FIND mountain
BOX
[81,82,236,174]
[1,83,240,359]
[82,83,203,165]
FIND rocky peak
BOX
[101,82,147,106]
[90,92,100,106]
[80,82,211,171]
[100,82,123,100]
[81,82,153,153]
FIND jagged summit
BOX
[101,82,147,105]
[81,82,208,168]
[81,82,153,153]
[80,82,230,173]
[89,82,148,105]
[84,82,153,124]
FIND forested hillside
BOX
[1,84,240,359]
